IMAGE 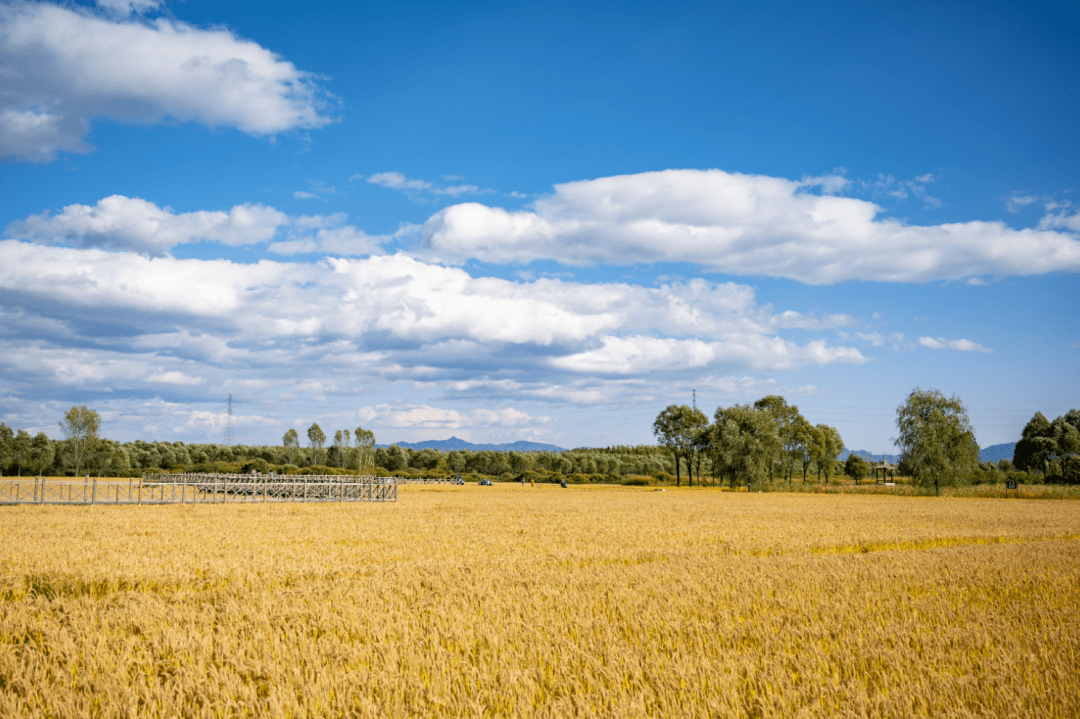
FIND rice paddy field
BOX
[1,484,1078,718]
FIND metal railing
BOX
[0,473,397,505]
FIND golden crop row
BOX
[1,485,1078,717]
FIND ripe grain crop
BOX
[1,485,1078,717]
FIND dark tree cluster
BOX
[1013,409,1080,483]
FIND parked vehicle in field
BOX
[478,478,493,486]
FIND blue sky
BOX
[1,0,1077,452]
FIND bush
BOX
[240,458,272,474]
[621,475,652,486]
[296,465,352,476]
[656,472,675,485]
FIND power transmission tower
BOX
[223,394,234,446]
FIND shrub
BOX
[240,458,272,474]
[296,465,352,476]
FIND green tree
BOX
[28,432,55,476]
[895,388,979,495]
[810,424,844,484]
[844,453,869,485]
[282,428,300,465]
[12,430,32,476]
[1013,412,1055,475]
[794,419,815,482]
[711,404,781,491]
[753,395,807,482]
[332,430,345,467]
[383,444,406,472]
[652,404,708,486]
[446,449,466,473]
[354,427,375,474]
[1054,413,1080,482]
[59,405,101,477]
[307,423,326,466]
[0,423,13,475]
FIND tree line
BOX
[3,398,1075,487]
[652,395,845,489]
[0,408,677,480]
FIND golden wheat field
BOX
[1,485,1079,718]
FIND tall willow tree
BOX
[895,388,979,495]
[282,428,300,465]
[354,426,376,475]
[307,423,326,466]
[59,405,100,477]
[653,404,708,486]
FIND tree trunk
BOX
[674,453,680,486]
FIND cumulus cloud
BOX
[421,169,1080,284]
[4,196,407,258]
[5,195,288,255]
[0,1,332,162]
[917,337,993,353]
[0,243,864,414]
[550,335,863,375]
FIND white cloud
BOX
[797,172,850,195]
[917,337,993,353]
[146,371,205,385]
[857,331,907,349]
[5,195,288,256]
[357,403,552,430]
[549,335,864,375]
[1038,202,1080,233]
[95,0,161,14]
[0,242,865,413]
[267,220,417,257]
[293,191,320,200]
[873,173,941,208]
[367,171,432,191]
[421,169,1080,284]
[0,1,332,162]
[1005,193,1040,213]
[5,196,410,258]
[362,171,487,198]
[772,310,856,330]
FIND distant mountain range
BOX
[839,449,901,463]
[841,442,1017,464]
[378,437,1019,462]
[378,436,567,453]
[978,442,1016,463]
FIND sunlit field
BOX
[2,485,1079,718]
